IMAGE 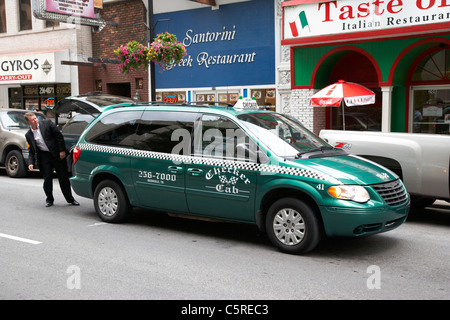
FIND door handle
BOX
[187,168,203,176]
[168,166,183,174]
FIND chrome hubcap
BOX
[272,208,305,245]
[98,187,118,217]
[8,156,18,173]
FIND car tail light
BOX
[73,146,81,165]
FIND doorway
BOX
[327,51,381,131]
[409,47,450,134]
[107,83,131,98]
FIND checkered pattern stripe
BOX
[78,144,342,184]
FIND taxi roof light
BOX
[233,97,259,110]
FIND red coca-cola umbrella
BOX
[311,80,375,129]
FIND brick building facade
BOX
[91,0,149,101]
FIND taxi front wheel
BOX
[265,198,321,254]
[94,180,131,223]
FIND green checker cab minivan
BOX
[70,99,410,254]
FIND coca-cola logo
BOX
[319,98,339,106]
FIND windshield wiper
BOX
[295,146,338,159]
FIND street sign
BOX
[32,0,106,31]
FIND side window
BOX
[196,114,258,162]
[133,111,196,154]
[85,111,142,147]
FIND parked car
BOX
[319,129,450,209]
[70,99,410,254]
[344,112,381,131]
[0,109,48,177]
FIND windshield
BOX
[0,111,47,129]
[237,112,334,158]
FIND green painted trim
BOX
[293,34,450,87]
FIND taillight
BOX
[72,146,81,165]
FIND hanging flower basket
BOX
[148,32,187,71]
[114,33,186,74]
[114,40,149,74]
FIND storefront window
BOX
[194,92,240,106]
[218,93,239,105]
[412,49,450,82]
[19,84,71,120]
[156,91,186,103]
[8,88,21,109]
[412,87,450,134]
[411,48,450,134]
[251,89,276,111]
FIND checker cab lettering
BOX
[205,166,252,195]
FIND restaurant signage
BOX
[154,0,275,89]
[0,51,70,84]
[282,0,450,45]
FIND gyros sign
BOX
[0,52,59,83]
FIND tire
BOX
[265,198,321,254]
[5,150,27,178]
[94,180,131,223]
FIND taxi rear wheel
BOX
[94,180,130,223]
[265,198,321,254]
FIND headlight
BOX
[327,185,370,203]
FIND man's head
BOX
[24,112,39,130]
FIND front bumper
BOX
[320,198,410,237]
[22,149,29,162]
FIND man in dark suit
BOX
[24,112,79,207]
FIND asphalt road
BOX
[0,170,449,301]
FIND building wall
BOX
[275,0,319,133]
[0,0,93,107]
[92,0,149,100]
[280,0,450,134]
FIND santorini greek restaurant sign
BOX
[153,0,275,89]
[0,51,70,84]
[282,0,450,45]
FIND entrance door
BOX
[409,47,450,134]
[411,85,450,134]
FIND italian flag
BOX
[289,11,309,37]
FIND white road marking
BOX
[0,232,42,245]
[87,222,108,227]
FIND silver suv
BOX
[0,109,48,177]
